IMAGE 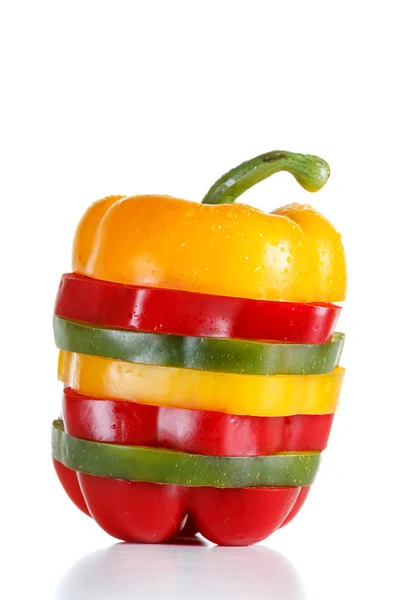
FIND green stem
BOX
[202,150,330,205]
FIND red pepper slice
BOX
[63,388,334,456]
[55,273,341,343]
[53,459,304,545]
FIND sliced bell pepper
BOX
[52,420,320,487]
[58,351,345,416]
[53,149,347,546]
[72,152,346,303]
[54,316,344,375]
[63,388,334,455]
[53,459,305,545]
[54,273,341,343]
[60,390,318,540]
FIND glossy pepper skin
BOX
[54,459,307,545]
[54,316,344,375]
[53,404,314,544]
[52,420,320,487]
[63,388,335,456]
[58,351,344,416]
[55,273,341,343]
[72,153,346,302]
[56,388,326,539]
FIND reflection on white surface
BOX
[54,539,307,600]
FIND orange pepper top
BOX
[72,152,346,302]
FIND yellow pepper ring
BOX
[58,351,345,417]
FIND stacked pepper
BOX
[52,150,346,546]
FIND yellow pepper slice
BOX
[58,351,345,417]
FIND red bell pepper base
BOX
[187,486,300,546]
[53,459,305,545]
[63,388,334,456]
[55,273,340,343]
[177,486,311,538]
[279,486,311,528]
[53,458,90,517]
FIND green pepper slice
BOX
[53,317,344,375]
[52,420,321,488]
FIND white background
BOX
[1,1,399,598]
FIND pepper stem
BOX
[201,150,330,205]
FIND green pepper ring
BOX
[52,420,321,488]
[53,317,344,376]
